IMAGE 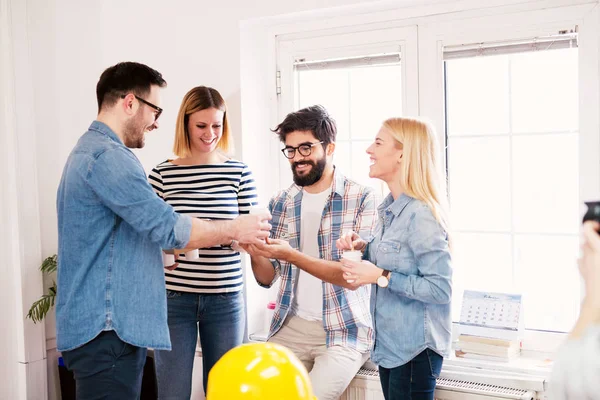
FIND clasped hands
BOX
[240,230,382,287]
[239,237,295,260]
[162,211,273,271]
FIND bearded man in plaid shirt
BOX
[242,105,378,400]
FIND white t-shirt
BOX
[291,187,331,321]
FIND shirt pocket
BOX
[275,219,290,241]
[376,240,402,271]
[378,240,416,274]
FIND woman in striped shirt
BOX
[149,86,258,398]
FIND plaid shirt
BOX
[263,168,378,352]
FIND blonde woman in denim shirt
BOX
[338,118,452,400]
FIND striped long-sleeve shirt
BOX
[149,159,258,294]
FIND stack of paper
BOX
[455,334,521,362]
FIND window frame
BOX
[418,3,599,350]
[276,26,419,189]
[262,0,600,354]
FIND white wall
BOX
[0,1,28,396]
[25,0,383,398]
[2,0,50,398]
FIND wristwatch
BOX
[377,270,390,288]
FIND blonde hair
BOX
[173,86,231,157]
[382,117,451,235]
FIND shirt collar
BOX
[89,120,124,145]
[378,192,413,216]
[331,167,345,198]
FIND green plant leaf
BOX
[26,255,58,323]
[26,281,57,323]
[40,254,57,274]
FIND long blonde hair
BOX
[382,117,451,235]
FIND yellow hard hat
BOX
[206,342,317,400]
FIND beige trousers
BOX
[268,315,369,400]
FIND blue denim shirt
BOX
[56,121,192,352]
[365,193,452,368]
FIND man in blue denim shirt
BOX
[57,62,271,399]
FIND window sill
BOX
[250,330,553,392]
[441,351,552,392]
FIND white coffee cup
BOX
[249,207,270,242]
[185,249,199,260]
[342,250,362,283]
[163,253,175,266]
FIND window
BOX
[444,39,580,332]
[294,54,403,197]
[276,26,419,191]
[270,3,600,343]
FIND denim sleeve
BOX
[363,237,375,261]
[87,148,192,249]
[388,205,452,304]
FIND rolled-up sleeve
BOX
[253,259,281,289]
[87,147,192,249]
[172,214,192,249]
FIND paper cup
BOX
[342,250,362,262]
[249,207,270,242]
[163,253,175,266]
[249,206,269,216]
[185,249,199,260]
[342,250,362,283]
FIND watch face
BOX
[377,275,389,288]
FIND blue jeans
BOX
[61,330,147,400]
[154,290,245,399]
[378,348,443,400]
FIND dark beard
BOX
[292,156,327,187]
[123,112,146,149]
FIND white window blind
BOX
[444,33,577,60]
[294,53,400,71]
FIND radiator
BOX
[339,368,535,400]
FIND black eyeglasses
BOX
[281,141,324,159]
[121,94,163,121]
